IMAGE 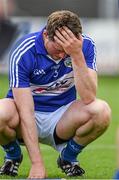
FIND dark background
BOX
[15,0,98,17]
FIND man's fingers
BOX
[55,29,67,42]
[54,35,64,46]
[79,34,83,42]
[62,26,76,38]
[55,26,79,43]
[28,176,45,179]
[58,28,70,40]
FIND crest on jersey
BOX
[64,57,72,68]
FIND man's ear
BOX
[43,29,48,39]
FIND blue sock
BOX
[61,138,85,162]
[2,140,22,160]
[113,170,119,179]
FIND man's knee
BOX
[0,99,19,133]
[90,99,111,131]
[0,108,10,132]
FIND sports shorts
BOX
[35,101,72,152]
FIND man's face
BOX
[43,30,67,60]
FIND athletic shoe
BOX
[0,154,23,176]
[57,156,85,176]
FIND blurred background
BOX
[0,0,119,75]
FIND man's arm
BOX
[70,52,97,104]
[13,88,46,178]
[54,27,97,104]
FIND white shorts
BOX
[35,102,73,152]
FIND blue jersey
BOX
[7,28,97,112]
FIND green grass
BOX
[0,74,119,179]
[0,74,9,99]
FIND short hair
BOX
[46,10,82,41]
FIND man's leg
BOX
[56,99,111,176]
[0,98,22,176]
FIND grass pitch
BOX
[0,74,119,179]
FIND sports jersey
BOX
[7,28,97,112]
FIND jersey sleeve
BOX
[9,51,34,88]
[83,37,97,71]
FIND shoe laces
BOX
[62,161,84,176]
[0,156,22,176]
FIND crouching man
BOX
[0,10,111,179]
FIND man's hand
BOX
[54,26,97,105]
[28,162,47,179]
[13,88,47,179]
[54,26,83,57]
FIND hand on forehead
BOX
[55,26,80,39]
